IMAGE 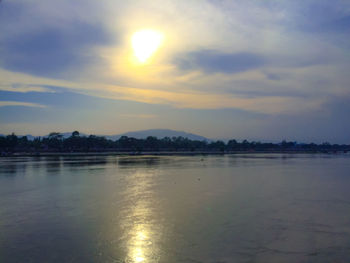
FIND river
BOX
[1,154,350,262]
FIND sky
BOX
[0,0,350,143]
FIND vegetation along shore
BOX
[1,131,349,156]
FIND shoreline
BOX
[1,150,348,157]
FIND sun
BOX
[132,29,163,63]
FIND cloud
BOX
[0,0,112,78]
[286,0,350,33]
[0,24,110,78]
[0,84,55,93]
[0,0,349,142]
[175,50,265,74]
[103,85,325,114]
[0,101,46,108]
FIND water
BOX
[0,154,350,263]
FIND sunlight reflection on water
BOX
[121,170,161,263]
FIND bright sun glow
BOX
[132,29,163,63]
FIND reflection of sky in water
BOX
[1,154,350,262]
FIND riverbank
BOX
[1,150,348,157]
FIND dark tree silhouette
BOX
[0,132,349,155]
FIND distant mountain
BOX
[58,132,87,138]
[24,134,36,140]
[105,129,209,141]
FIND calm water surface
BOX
[1,154,350,263]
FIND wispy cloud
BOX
[0,84,55,93]
[176,50,265,74]
[0,101,46,108]
[103,85,325,114]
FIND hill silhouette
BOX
[105,129,209,141]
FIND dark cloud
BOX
[287,0,350,33]
[321,15,350,33]
[0,1,20,18]
[0,1,111,78]
[0,23,110,77]
[175,50,265,74]
[0,87,103,110]
[265,73,282,81]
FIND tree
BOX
[47,132,63,150]
[32,137,42,151]
[6,133,18,149]
[241,139,250,150]
[227,139,238,150]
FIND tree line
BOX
[0,131,349,154]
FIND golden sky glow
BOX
[132,29,164,63]
[1,0,349,141]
